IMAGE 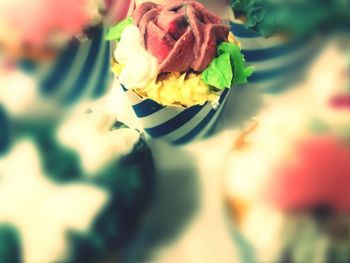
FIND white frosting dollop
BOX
[114,24,159,89]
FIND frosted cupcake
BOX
[227,0,345,93]
[110,0,252,144]
[224,38,350,263]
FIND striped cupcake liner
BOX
[231,20,322,94]
[15,0,138,113]
[18,26,113,109]
[122,85,230,145]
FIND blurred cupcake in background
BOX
[0,2,156,262]
[0,0,135,122]
[224,35,350,263]
[228,0,350,93]
[0,99,155,263]
[230,0,350,39]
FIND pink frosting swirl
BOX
[132,0,229,73]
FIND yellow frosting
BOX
[111,61,124,75]
[136,73,219,107]
[228,32,240,46]
[112,62,219,107]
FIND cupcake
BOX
[227,0,340,93]
[110,0,253,144]
[0,0,136,122]
[0,101,155,263]
[224,38,350,263]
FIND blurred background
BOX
[0,0,349,262]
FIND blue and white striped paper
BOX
[123,86,230,145]
[231,21,321,94]
[18,26,113,107]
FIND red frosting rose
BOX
[268,136,350,213]
[132,0,229,73]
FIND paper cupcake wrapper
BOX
[122,85,230,145]
[18,26,113,107]
[231,21,321,93]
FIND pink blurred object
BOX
[0,0,100,48]
[103,0,135,25]
[0,0,135,58]
[330,95,350,109]
[269,136,350,213]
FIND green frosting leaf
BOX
[202,42,253,89]
[105,17,133,41]
[218,42,254,85]
[202,53,232,89]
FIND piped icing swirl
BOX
[114,24,159,89]
[133,0,230,73]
